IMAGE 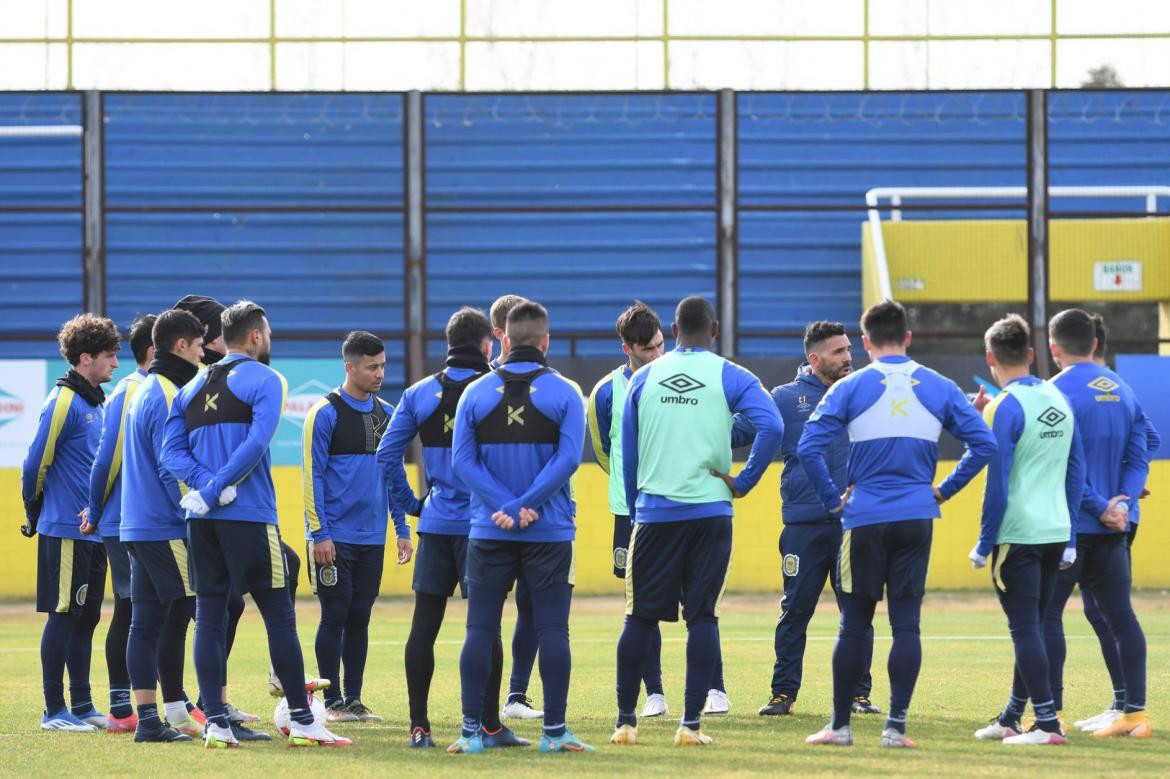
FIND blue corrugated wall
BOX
[2,90,1169,381]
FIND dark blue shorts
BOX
[411,532,468,598]
[36,536,106,615]
[1066,532,1131,590]
[625,516,732,623]
[990,541,1063,600]
[838,518,932,602]
[307,540,385,598]
[612,514,632,579]
[186,519,288,597]
[466,539,574,594]
[103,536,132,599]
[126,539,194,604]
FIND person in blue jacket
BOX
[81,314,155,733]
[24,313,120,732]
[302,331,410,724]
[756,321,878,718]
[800,299,995,749]
[448,300,591,754]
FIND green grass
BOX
[1,592,1167,777]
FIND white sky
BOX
[1,0,1168,91]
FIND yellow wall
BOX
[4,462,1170,597]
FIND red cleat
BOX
[107,713,138,733]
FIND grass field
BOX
[2,592,1167,777]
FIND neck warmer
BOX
[504,345,548,367]
[149,351,199,388]
[56,369,105,406]
[446,343,491,372]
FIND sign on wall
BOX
[0,360,48,467]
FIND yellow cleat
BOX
[674,725,713,746]
[611,724,638,745]
[1093,711,1152,739]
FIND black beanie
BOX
[173,294,226,344]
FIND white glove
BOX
[218,485,237,506]
[968,545,988,569]
[1060,546,1077,570]
[180,490,211,517]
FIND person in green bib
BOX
[971,314,1086,746]
[612,296,783,748]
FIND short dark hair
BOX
[342,331,384,362]
[152,309,205,354]
[58,313,120,366]
[128,314,158,365]
[803,321,846,354]
[616,301,661,346]
[1092,313,1107,360]
[221,300,268,346]
[1048,308,1096,357]
[505,300,549,347]
[674,296,715,337]
[490,294,526,332]
[860,298,908,347]
[985,313,1031,366]
[446,306,492,348]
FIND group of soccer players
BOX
[22,289,1152,752]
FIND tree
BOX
[1082,64,1123,88]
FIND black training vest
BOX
[185,359,254,431]
[325,391,389,455]
[475,367,560,445]
[417,371,482,448]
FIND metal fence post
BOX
[716,88,738,356]
[403,90,427,477]
[1026,89,1049,377]
[82,90,105,315]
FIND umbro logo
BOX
[1087,376,1119,393]
[659,373,704,394]
[1037,407,1067,427]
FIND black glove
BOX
[21,496,42,538]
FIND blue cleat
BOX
[447,731,485,754]
[41,709,97,732]
[538,728,596,753]
[410,726,435,748]
[482,724,530,748]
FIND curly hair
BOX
[58,313,120,366]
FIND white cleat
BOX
[500,696,544,720]
[974,718,1021,740]
[703,689,730,716]
[288,719,354,747]
[40,712,97,732]
[880,728,917,748]
[641,693,669,718]
[204,722,240,749]
[1076,708,1123,732]
[1003,728,1068,746]
[806,724,853,746]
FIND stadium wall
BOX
[3,462,1168,599]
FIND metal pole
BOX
[82,90,105,315]
[1026,89,1050,378]
[716,88,738,356]
[403,90,427,482]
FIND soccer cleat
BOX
[204,722,240,749]
[225,702,260,723]
[759,694,796,716]
[852,696,881,714]
[642,693,669,718]
[41,709,98,732]
[674,725,713,746]
[482,724,530,748]
[188,706,206,726]
[539,728,596,753]
[231,721,273,742]
[170,716,203,738]
[1023,711,1067,734]
[447,732,485,754]
[703,689,730,716]
[73,706,109,729]
[325,702,359,723]
[288,720,353,747]
[1076,708,1123,732]
[611,724,638,745]
[974,717,1021,740]
[107,712,138,733]
[1003,727,1068,746]
[134,721,193,743]
[409,726,435,748]
[806,724,853,746]
[347,699,383,723]
[1093,711,1152,738]
[880,728,917,749]
[268,672,331,698]
[501,695,544,720]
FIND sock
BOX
[41,612,73,713]
[164,700,188,725]
[461,588,506,731]
[105,596,133,718]
[137,702,161,729]
[831,593,877,730]
[1111,689,1127,711]
[1000,694,1027,724]
[315,592,348,706]
[109,687,132,720]
[69,691,93,716]
[186,698,197,714]
[404,592,446,731]
[461,716,481,739]
[194,593,230,728]
[508,588,538,698]
[884,596,923,735]
[531,583,573,734]
[1000,588,1054,729]
[616,614,656,724]
[341,593,376,703]
[684,616,719,727]
[482,632,504,732]
[1033,699,1061,732]
[644,623,664,696]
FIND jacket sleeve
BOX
[976,394,1021,556]
[452,382,519,511]
[87,389,126,528]
[1064,422,1086,549]
[621,370,647,522]
[797,380,850,512]
[378,390,424,518]
[587,376,613,473]
[506,378,586,517]
[302,400,334,543]
[1119,399,1151,505]
[936,380,997,500]
[161,382,216,493]
[723,362,783,495]
[203,371,286,503]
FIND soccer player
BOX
[800,299,995,748]
[162,300,351,748]
[382,307,526,748]
[118,308,209,743]
[588,301,669,718]
[613,296,783,747]
[1044,308,1151,738]
[301,331,411,724]
[82,314,155,733]
[969,314,1084,746]
[24,314,120,731]
[757,321,878,718]
[448,300,591,753]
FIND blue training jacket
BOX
[1130,411,1160,527]
[87,369,147,538]
[1050,362,1150,536]
[121,373,187,542]
[302,386,406,546]
[775,364,850,524]
[798,355,996,530]
[452,360,585,543]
